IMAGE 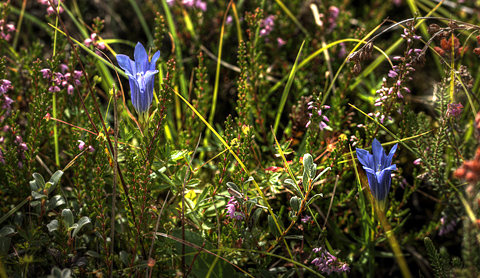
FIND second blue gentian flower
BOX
[356,139,398,211]
[116,42,160,127]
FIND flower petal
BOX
[134,42,149,73]
[356,148,373,168]
[149,51,161,71]
[371,139,386,172]
[383,143,398,168]
[116,54,135,76]
[375,169,393,201]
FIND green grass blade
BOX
[273,40,305,136]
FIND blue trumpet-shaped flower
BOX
[356,139,397,210]
[116,42,160,123]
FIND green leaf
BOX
[47,220,59,232]
[47,195,65,211]
[72,216,91,237]
[252,208,262,227]
[31,191,47,200]
[120,251,129,266]
[47,170,64,195]
[62,209,74,229]
[306,194,324,207]
[29,180,40,192]
[226,182,240,193]
[284,179,302,197]
[0,226,15,237]
[313,167,330,183]
[85,251,102,259]
[33,173,46,190]
[290,196,301,213]
[268,215,283,238]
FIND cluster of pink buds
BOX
[0,19,15,41]
[84,33,106,55]
[0,79,14,120]
[306,101,330,131]
[38,0,64,15]
[40,64,82,94]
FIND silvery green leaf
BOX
[47,195,65,211]
[0,226,15,237]
[290,196,301,213]
[313,167,331,183]
[47,220,59,232]
[33,173,46,190]
[306,193,324,206]
[72,216,91,237]
[62,209,74,229]
[31,191,46,200]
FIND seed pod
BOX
[427,24,441,35]
[358,50,365,62]
[365,42,374,53]
[448,20,459,29]
[353,63,361,75]
[347,51,359,62]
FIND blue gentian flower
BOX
[116,42,160,124]
[356,139,398,210]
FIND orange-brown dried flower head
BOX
[454,147,480,184]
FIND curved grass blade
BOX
[272,40,305,136]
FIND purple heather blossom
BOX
[260,15,275,37]
[0,149,4,164]
[226,196,245,220]
[327,6,339,30]
[0,19,15,41]
[19,142,28,151]
[413,158,421,165]
[87,145,95,153]
[40,69,51,79]
[277,38,286,47]
[78,140,86,151]
[447,103,463,118]
[356,139,398,210]
[311,247,350,275]
[306,101,330,131]
[388,70,398,78]
[39,0,64,15]
[439,216,457,236]
[301,215,311,223]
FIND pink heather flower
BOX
[311,247,350,275]
[413,158,421,165]
[78,140,86,151]
[14,136,22,144]
[49,86,60,93]
[84,38,92,47]
[0,149,4,164]
[87,145,95,153]
[40,69,51,79]
[388,70,398,78]
[277,38,286,47]
[447,103,463,118]
[301,215,311,223]
[439,216,456,236]
[67,84,74,95]
[195,0,207,11]
[19,143,28,151]
[260,15,275,37]
[226,196,245,220]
